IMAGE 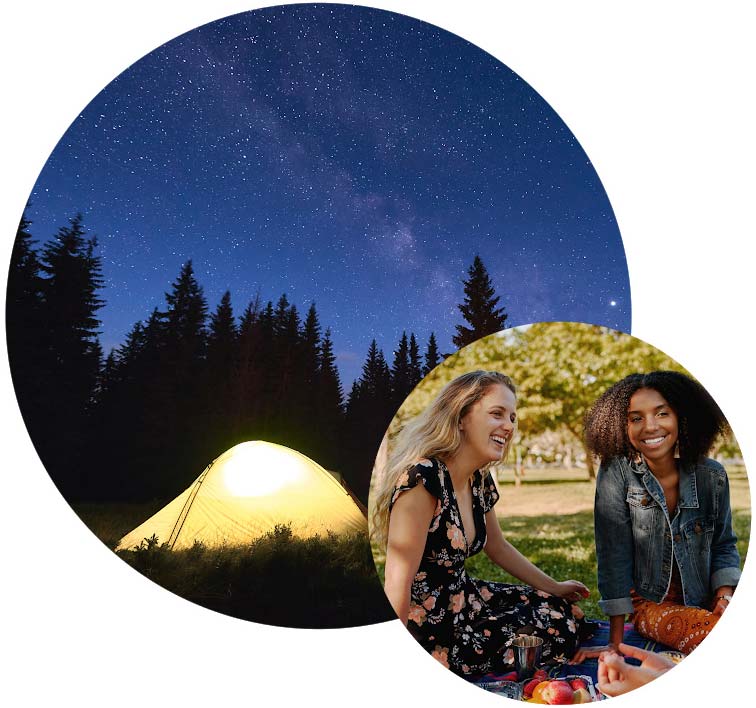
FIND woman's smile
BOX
[626,387,679,465]
[458,384,517,467]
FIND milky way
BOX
[27,4,629,384]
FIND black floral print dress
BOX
[389,457,583,677]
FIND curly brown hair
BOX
[584,371,728,465]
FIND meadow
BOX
[372,466,751,619]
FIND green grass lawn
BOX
[374,466,751,620]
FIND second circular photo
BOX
[368,322,749,702]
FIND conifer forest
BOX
[7,212,509,506]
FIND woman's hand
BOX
[711,585,734,617]
[597,643,676,697]
[552,580,590,602]
[570,645,613,664]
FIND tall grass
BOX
[116,525,393,628]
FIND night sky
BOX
[26,4,629,385]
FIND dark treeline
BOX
[8,214,505,506]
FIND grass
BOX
[373,466,751,620]
[74,503,394,628]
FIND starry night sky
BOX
[26,4,629,385]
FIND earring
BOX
[674,441,680,459]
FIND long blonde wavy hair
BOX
[371,370,516,548]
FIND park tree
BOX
[505,323,684,478]
[452,255,508,349]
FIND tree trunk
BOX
[583,441,596,479]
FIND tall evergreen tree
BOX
[408,333,423,389]
[390,331,413,408]
[423,332,441,375]
[36,214,105,498]
[163,260,208,367]
[205,291,238,449]
[207,291,237,370]
[156,261,209,494]
[316,327,344,469]
[234,296,263,436]
[343,340,393,503]
[452,255,508,349]
[300,303,321,387]
[7,211,45,427]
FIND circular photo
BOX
[7,4,629,629]
[368,322,749,699]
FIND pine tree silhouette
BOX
[7,211,45,432]
[423,332,441,375]
[390,331,412,408]
[408,333,423,389]
[36,214,105,498]
[452,255,508,349]
[343,340,393,503]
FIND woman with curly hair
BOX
[574,371,740,661]
[372,370,589,677]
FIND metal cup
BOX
[513,635,544,679]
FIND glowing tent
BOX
[116,441,366,551]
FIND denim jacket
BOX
[594,455,741,616]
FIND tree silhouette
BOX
[390,331,412,409]
[7,211,45,434]
[452,255,508,349]
[316,327,344,469]
[343,340,393,502]
[35,214,104,498]
[408,333,423,389]
[423,331,441,375]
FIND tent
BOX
[116,441,367,551]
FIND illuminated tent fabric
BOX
[116,441,367,550]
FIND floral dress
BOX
[389,457,583,677]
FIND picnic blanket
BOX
[473,620,675,688]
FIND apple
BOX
[572,687,592,703]
[524,678,542,698]
[540,680,575,705]
[531,681,553,703]
[569,678,588,691]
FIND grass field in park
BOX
[373,466,751,620]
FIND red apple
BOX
[569,678,588,691]
[540,680,575,705]
[523,678,541,698]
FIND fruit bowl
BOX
[476,673,601,702]
[523,675,600,704]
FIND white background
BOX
[1,2,753,706]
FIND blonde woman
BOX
[372,371,589,677]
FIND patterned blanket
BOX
[475,620,674,688]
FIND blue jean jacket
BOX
[594,456,741,616]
